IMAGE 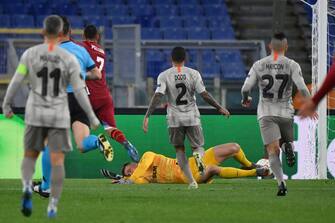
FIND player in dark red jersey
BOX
[80,25,139,162]
[299,60,335,118]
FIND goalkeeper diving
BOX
[102,143,269,184]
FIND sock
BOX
[234,148,252,168]
[193,147,205,157]
[218,167,256,178]
[269,154,285,185]
[49,165,65,208]
[82,135,99,152]
[21,157,36,193]
[48,197,59,211]
[176,150,196,184]
[41,147,51,191]
[109,128,127,144]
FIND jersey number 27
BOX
[262,74,289,99]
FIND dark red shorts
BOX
[89,96,116,128]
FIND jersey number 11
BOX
[37,67,61,97]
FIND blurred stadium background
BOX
[0,0,316,109]
[0,0,334,179]
[1,1,335,222]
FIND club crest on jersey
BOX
[175,74,186,81]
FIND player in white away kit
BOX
[143,47,230,189]
[2,15,99,218]
[241,33,310,196]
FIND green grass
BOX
[0,179,335,223]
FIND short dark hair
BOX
[43,15,63,36]
[171,46,186,63]
[60,15,71,36]
[84,24,98,40]
[121,162,131,176]
[272,32,287,41]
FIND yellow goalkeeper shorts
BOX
[189,147,220,183]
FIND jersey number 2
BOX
[175,83,188,105]
[37,67,61,97]
[262,74,289,99]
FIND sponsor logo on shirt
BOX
[152,166,158,182]
[175,74,186,81]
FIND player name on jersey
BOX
[89,44,104,54]
[265,64,284,70]
[40,54,61,63]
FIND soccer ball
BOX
[256,158,273,175]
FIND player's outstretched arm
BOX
[200,91,230,117]
[86,67,102,80]
[2,68,26,118]
[312,62,335,105]
[143,93,163,133]
[300,62,335,118]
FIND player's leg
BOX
[267,140,287,196]
[260,117,287,196]
[68,93,111,157]
[278,118,295,167]
[170,127,197,189]
[46,128,71,218]
[186,125,206,175]
[47,151,64,218]
[21,126,45,217]
[199,165,268,183]
[95,98,139,162]
[72,120,95,152]
[40,146,51,192]
[21,150,39,217]
[210,143,254,168]
[72,120,113,161]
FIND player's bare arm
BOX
[143,92,164,133]
[2,71,26,118]
[86,67,102,80]
[299,61,335,118]
[200,91,230,117]
[241,65,257,108]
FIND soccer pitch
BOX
[0,179,334,223]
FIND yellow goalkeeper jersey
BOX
[129,152,188,184]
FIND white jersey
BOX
[18,44,84,128]
[155,66,206,127]
[242,54,309,120]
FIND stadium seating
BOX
[163,28,187,40]
[0,0,247,80]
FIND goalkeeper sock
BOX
[82,135,99,152]
[193,147,205,157]
[109,128,127,144]
[234,148,252,168]
[21,157,36,193]
[176,150,196,184]
[50,165,64,206]
[218,167,256,178]
[41,147,51,191]
[269,154,285,185]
